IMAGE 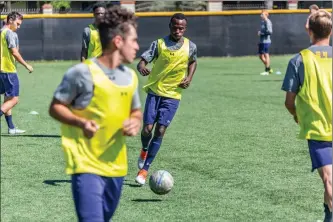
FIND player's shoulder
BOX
[65,62,91,81]
[83,26,91,34]
[307,45,332,55]
[288,53,303,67]
[4,28,15,36]
[188,39,197,49]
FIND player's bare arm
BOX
[123,108,142,136]
[179,60,197,89]
[137,58,150,76]
[285,91,298,123]
[49,98,99,138]
[10,48,33,72]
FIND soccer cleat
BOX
[269,68,273,74]
[135,169,148,185]
[260,71,269,76]
[8,128,26,135]
[137,149,148,169]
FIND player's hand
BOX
[123,118,141,136]
[25,64,33,73]
[138,67,151,76]
[81,120,99,139]
[178,77,191,89]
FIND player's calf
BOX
[1,96,19,114]
[319,165,332,209]
[138,124,154,169]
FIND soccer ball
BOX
[149,170,174,195]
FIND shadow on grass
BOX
[131,199,162,202]
[43,180,71,186]
[252,79,282,82]
[1,134,60,138]
[123,181,142,188]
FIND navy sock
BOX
[142,136,163,171]
[5,115,15,129]
[324,203,332,222]
[141,132,152,151]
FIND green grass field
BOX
[1,56,324,222]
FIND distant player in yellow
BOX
[49,6,141,221]
[282,10,332,222]
[1,12,33,134]
[135,13,198,185]
[80,3,105,61]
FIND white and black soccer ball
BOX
[149,170,174,195]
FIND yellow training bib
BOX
[87,24,102,58]
[143,37,190,100]
[0,28,16,73]
[61,60,138,177]
[296,49,332,141]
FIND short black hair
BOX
[170,13,187,24]
[93,2,106,13]
[6,11,23,23]
[98,5,137,50]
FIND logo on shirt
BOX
[121,92,128,96]
[170,52,175,56]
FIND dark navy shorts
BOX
[0,73,20,97]
[258,43,271,54]
[71,173,124,222]
[143,93,180,127]
[308,140,332,172]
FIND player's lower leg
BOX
[138,124,153,169]
[136,124,166,185]
[319,165,332,221]
[1,96,18,114]
[259,54,266,65]
[2,97,25,134]
[259,55,270,75]
[5,114,15,129]
[265,54,273,74]
[136,136,163,185]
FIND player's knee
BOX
[142,124,153,136]
[11,97,19,105]
[154,125,166,138]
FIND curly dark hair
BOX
[6,11,23,23]
[93,2,106,13]
[98,5,137,50]
[170,13,187,24]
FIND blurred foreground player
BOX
[49,6,142,221]
[282,10,332,222]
